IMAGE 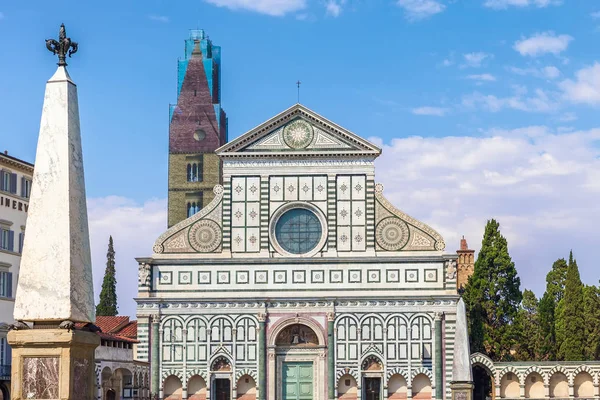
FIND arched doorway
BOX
[106,389,116,400]
[473,365,493,400]
[361,356,383,400]
[211,357,232,400]
[271,321,325,400]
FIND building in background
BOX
[168,30,228,228]
[456,237,475,290]
[92,316,150,400]
[0,151,33,400]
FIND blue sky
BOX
[1,0,599,317]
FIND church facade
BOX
[136,104,465,400]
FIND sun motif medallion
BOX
[283,120,314,149]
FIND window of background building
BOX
[18,233,24,254]
[186,156,204,183]
[0,271,13,298]
[0,338,11,369]
[0,171,16,194]
[0,229,13,252]
[186,192,204,218]
[21,177,31,198]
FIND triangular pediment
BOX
[216,104,381,158]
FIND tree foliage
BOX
[557,252,585,361]
[96,236,118,317]
[583,284,600,360]
[464,219,522,361]
[537,291,556,360]
[513,289,540,361]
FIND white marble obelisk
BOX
[451,298,474,400]
[13,65,95,323]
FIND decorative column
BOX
[151,315,161,398]
[434,312,444,400]
[7,24,100,400]
[450,299,473,400]
[328,312,336,400]
[258,313,267,400]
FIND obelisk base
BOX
[8,329,100,400]
[450,381,474,400]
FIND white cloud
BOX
[88,196,166,317]
[560,63,600,105]
[508,65,561,79]
[325,0,345,17]
[484,0,561,9]
[148,14,170,22]
[411,106,450,116]
[462,52,493,68]
[466,73,497,82]
[462,86,559,113]
[372,126,600,295]
[396,0,446,21]
[558,112,577,122]
[514,32,573,57]
[204,0,307,16]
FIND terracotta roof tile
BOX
[95,316,130,334]
[117,321,138,338]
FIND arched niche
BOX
[500,372,520,399]
[164,375,183,400]
[412,374,432,400]
[574,371,594,398]
[388,374,408,400]
[275,324,320,347]
[524,372,544,399]
[338,374,358,400]
[189,375,207,400]
[269,317,325,347]
[237,375,257,400]
[549,372,568,398]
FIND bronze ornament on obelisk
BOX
[8,24,100,400]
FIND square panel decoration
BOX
[349,269,362,283]
[292,270,306,284]
[274,270,287,284]
[330,270,343,283]
[424,269,438,283]
[236,271,250,284]
[178,271,192,285]
[159,271,172,285]
[367,269,380,283]
[311,270,325,284]
[386,269,400,283]
[405,269,419,283]
[198,271,211,285]
[255,270,268,284]
[217,271,230,284]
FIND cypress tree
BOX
[513,289,539,361]
[463,219,522,361]
[96,236,118,316]
[583,284,600,360]
[537,291,556,360]
[557,251,585,360]
[546,258,568,358]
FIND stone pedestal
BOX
[8,329,100,400]
[450,381,474,400]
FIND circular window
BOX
[274,207,323,255]
[194,128,206,141]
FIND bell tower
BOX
[456,236,475,289]
[168,29,228,228]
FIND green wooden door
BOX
[282,362,313,400]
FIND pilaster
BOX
[258,313,267,400]
[328,312,335,400]
[151,314,161,397]
[435,312,444,400]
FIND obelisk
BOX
[8,24,99,400]
[450,298,474,400]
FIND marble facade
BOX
[136,105,469,400]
